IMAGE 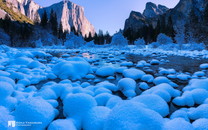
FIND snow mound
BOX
[142,83,180,102]
[52,57,92,80]
[183,79,208,91]
[117,78,136,98]
[122,68,145,80]
[0,106,15,129]
[104,101,164,130]
[163,118,193,130]
[95,81,118,92]
[173,89,208,106]
[188,104,208,120]
[200,63,208,69]
[63,93,97,118]
[95,93,113,106]
[132,94,169,117]
[153,76,178,87]
[83,106,111,130]
[48,119,77,130]
[0,81,14,98]
[170,109,190,122]
[193,118,208,130]
[13,97,56,129]
[141,74,154,83]
[95,66,115,77]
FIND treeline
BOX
[0,14,34,47]
[84,30,112,45]
[123,15,175,44]
[184,4,208,44]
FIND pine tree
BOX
[49,9,58,36]
[166,16,175,39]
[203,4,208,26]
[41,10,48,28]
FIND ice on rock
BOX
[48,119,77,130]
[95,66,115,77]
[153,76,178,87]
[122,68,145,80]
[141,74,154,83]
[192,118,208,130]
[142,83,181,102]
[52,57,92,80]
[188,104,208,120]
[163,118,194,130]
[118,78,137,98]
[200,63,208,69]
[63,93,97,119]
[85,74,95,79]
[104,101,164,130]
[132,94,169,117]
[13,97,56,129]
[83,106,111,130]
[183,79,208,91]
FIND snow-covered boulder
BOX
[122,68,145,80]
[183,79,208,91]
[132,94,169,117]
[104,101,164,130]
[163,118,193,130]
[95,66,115,77]
[63,93,97,119]
[83,106,111,130]
[117,78,137,98]
[48,119,77,130]
[193,118,208,130]
[52,57,92,80]
[13,97,56,130]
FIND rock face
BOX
[38,1,95,36]
[2,0,95,36]
[124,11,147,32]
[124,2,168,32]
[143,2,168,18]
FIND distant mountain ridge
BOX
[124,0,208,44]
[0,0,95,36]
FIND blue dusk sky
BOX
[35,0,179,35]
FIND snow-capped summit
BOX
[39,1,95,36]
[143,2,169,18]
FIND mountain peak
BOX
[143,2,169,18]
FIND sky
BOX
[35,0,180,35]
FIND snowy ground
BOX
[0,45,208,129]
